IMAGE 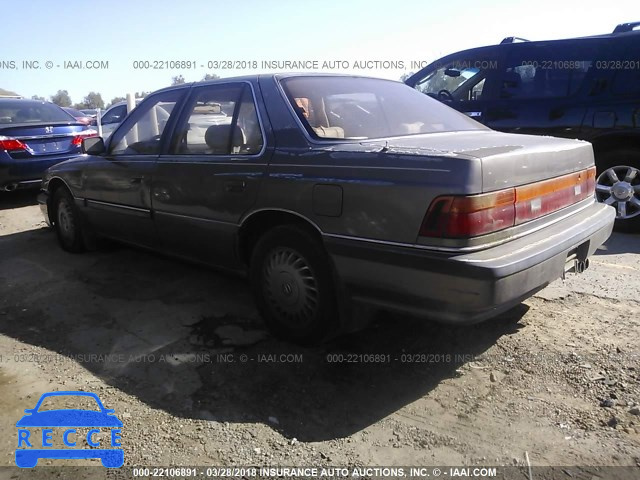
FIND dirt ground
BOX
[0,190,639,475]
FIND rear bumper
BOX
[0,153,80,191]
[326,201,615,324]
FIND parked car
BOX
[98,100,141,138]
[62,107,95,126]
[79,108,98,118]
[405,22,640,231]
[0,99,97,191]
[37,74,614,343]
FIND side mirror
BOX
[83,136,105,155]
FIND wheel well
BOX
[238,210,322,265]
[46,179,73,225]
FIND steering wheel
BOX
[438,89,454,101]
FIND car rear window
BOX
[280,76,485,140]
[0,101,75,124]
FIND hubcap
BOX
[263,247,318,326]
[596,165,640,219]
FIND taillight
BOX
[71,130,98,146]
[420,188,516,238]
[515,167,595,224]
[0,136,28,151]
[420,167,597,239]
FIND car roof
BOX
[467,24,640,53]
[148,73,404,96]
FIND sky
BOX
[0,0,638,105]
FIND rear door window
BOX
[611,69,640,95]
[170,83,263,156]
[500,44,596,99]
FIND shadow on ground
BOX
[595,231,640,256]
[0,190,39,211]
[0,226,528,442]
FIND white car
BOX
[98,100,141,139]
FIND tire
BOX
[53,187,86,252]
[595,148,640,233]
[250,225,339,344]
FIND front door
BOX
[81,89,184,246]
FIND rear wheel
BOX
[53,188,86,252]
[595,148,640,233]
[250,225,339,344]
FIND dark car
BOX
[405,22,640,231]
[37,74,614,343]
[0,99,97,191]
[62,107,95,126]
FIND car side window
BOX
[101,105,127,125]
[110,91,183,155]
[170,83,263,156]
[413,56,496,102]
[501,47,593,99]
[611,69,640,95]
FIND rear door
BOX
[581,35,640,139]
[152,81,270,268]
[483,41,600,138]
[81,89,184,247]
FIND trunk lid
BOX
[0,123,89,158]
[359,130,594,192]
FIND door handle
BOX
[130,177,143,184]
[224,180,246,193]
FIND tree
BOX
[50,90,72,107]
[82,91,105,109]
[135,91,150,99]
[31,95,46,101]
[108,96,126,107]
[0,87,19,97]
[171,75,186,85]
[202,73,220,81]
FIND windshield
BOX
[0,100,76,124]
[280,76,485,140]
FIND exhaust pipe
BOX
[3,183,18,192]
[575,259,590,274]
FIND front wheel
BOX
[250,225,339,344]
[595,149,640,233]
[53,188,86,252]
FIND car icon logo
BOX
[15,391,123,468]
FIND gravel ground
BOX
[0,190,639,476]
